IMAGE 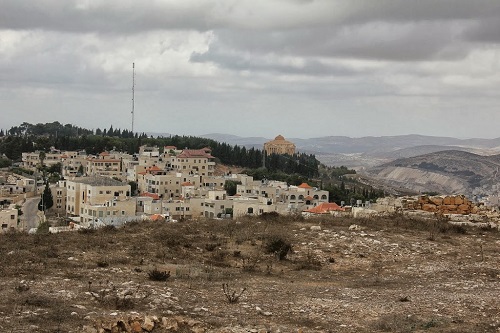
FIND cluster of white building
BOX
[9,145,332,230]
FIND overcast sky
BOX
[1,0,500,139]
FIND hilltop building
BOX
[264,135,296,155]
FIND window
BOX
[10,215,15,220]
[247,207,253,214]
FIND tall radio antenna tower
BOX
[131,62,135,133]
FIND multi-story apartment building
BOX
[86,153,123,180]
[202,190,232,219]
[65,176,131,218]
[169,148,215,177]
[61,151,88,178]
[236,178,329,214]
[50,180,67,215]
[80,198,136,225]
[22,148,63,170]
[141,197,193,221]
[232,196,289,218]
[0,206,18,232]
[279,182,329,207]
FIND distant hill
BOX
[201,133,500,168]
[365,150,500,195]
[199,134,268,148]
[368,145,476,160]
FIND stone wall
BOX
[403,195,478,215]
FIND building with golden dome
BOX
[264,135,296,155]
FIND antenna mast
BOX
[131,62,135,133]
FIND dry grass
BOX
[0,215,498,332]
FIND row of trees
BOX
[0,122,320,179]
[325,181,385,206]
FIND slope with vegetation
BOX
[0,215,498,332]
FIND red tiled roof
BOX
[304,202,345,214]
[140,192,160,200]
[181,182,193,186]
[150,214,165,221]
[298,183,312,189]
[304,196,314,201]
[164,146,177,150]
[177,149,214,159]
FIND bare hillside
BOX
[366,150,500,195]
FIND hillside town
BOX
[2,133,500,234]
[1,135,336,233]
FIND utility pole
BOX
[131,62,135,133]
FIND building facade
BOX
[264,135,296,155]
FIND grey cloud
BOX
[463,18,500,43]
[0,0,216,33]
[204,20,469,64]
[190,48,360,76]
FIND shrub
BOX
[205,243,218,252]
[264,235,292,260]
[295,257,322,271]
[261,211,280,221]
[96,260,109,268]
[148,268,170,281]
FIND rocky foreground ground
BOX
[0,215,498,333]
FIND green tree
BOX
[224,180,241,196]
[38,151,46,171]
[0,157,12,168]
[128,181,138,196]
[47,162,62,174]
[38,182,53,211]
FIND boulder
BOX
[142,316,155,332]
[130,321,142,333]
[430,197,443,205]
[422,204,437,212]
[440,205,457,212]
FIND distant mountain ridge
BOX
[365,150,500,196]
[200,133,500,169]
[201,133,500,154]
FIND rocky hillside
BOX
[365,150,500,195]
[0,216,498,333]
